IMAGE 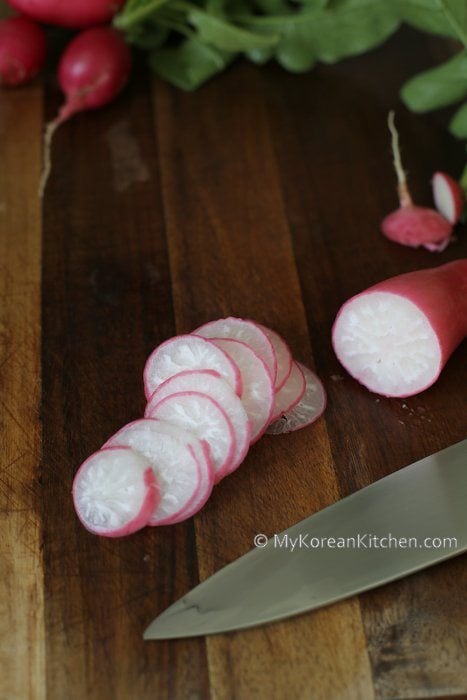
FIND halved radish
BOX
[72,446,159,537]
[149,391,236,483]
[267,363,326,434]
[210,337,274,443]
[257,324,293,391]
[105,418,214,525]
[145,370,251,475]
[432,171,464,225]
[194,317,277,384]
[270,360,306,422]
[143,335,242,400]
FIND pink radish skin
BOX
[382,112,453,252]
[432,171,464,225]
[0,16,46,86]
[6,0,126,28]
[267,363,326,434]
[72,447,159,538]
[257,324,293,391]
[332,260,467,398]
[270,361,306,422]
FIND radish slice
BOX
[105,419,214,525]
[149,391,236,482]
[194,317,277,384]
[145,370,251,476]
[432,171,464,224]
[270,361,306,422]
[211,337,274,443]
[257,324,293,391]
[143,335,242,400]
[72,447,159,537]
[267,363,326,434]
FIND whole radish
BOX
[40,27,132,196]
[0,16,46,86]
[6,0,125,28]
[381,112,452,252]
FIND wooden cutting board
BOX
[1,26,466,700]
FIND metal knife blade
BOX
[144,439,467,640]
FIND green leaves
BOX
[150,38,235,90]
[450,102,467,138]
[401,51,467,111]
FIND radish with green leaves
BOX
[0,16,46,87]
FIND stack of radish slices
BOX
[73,318,326,537]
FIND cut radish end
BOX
[146,370,251,476]
[270,361,306,422]
[267,363,326,434]
[332,291,442,397]
[211,337,274,443]
[432,171,464,224]
[105,419,214,525]
[143,335,242,400]
[257,324,293,391]
[149,391,236,483]
[72,447,159,537]
[381,206,452,250]
[194,317,277,384]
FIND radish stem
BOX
[388,111,413,208]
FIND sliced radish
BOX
[105,419,214,525]
[210,337,274,443]
[146,370,251,475]
[144,335,242,400]
[72,447,159,537]
[194,317,277,384]
[149,391,236,483]
[267,363,326,434]
[270,360,306,422]
[257,324,293,391]
[432,171,464,224]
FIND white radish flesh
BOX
[270,360,306,422]
[72,447,158,537]
[267,363,326,434]
[432,171,464,224]
[143,335,242,400]
[257,324,293,391]
[211,337,274,443]
[146,370,251,475]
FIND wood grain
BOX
[0,86,45,700]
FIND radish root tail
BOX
[39,120,59,199]
[388,111,412,208]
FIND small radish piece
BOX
[194,317,278,384]
[432,171,464,225]
[267,363,326,434]
[106,419,214,525]
[0,16,46,87]
[6,0,126,28]
[72,446,159,537]
[211,337,275,443]
[40,27,132,196]
[144,335,242,400]
[146,370,251,476]
[269,360,306,422]
[150,391,236,483]
[257,324,293,391]
[332,260,467,397]
[381,112,452,252]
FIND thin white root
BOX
[387,111,412,208]
[39,120,58,199]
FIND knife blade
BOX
[144,438,467,640]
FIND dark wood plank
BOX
[264,27,467,698]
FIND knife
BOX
[144,438,467,640]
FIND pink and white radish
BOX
[257,324,293,391]
[149,391,236,483]
[332,260,467,397]
[145,370,251,475]
[210,337,275,443]
[267,363,326,434]
[0,16,46,87]
[40,27,132,196]
[381,112,452,252]
[269,360,306,422]
[72,446,159,537]
[194,317,277,384]
[432,171,464,225]
[144,335,242,400]
[105,418,214,525]
[6,0,126,28]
